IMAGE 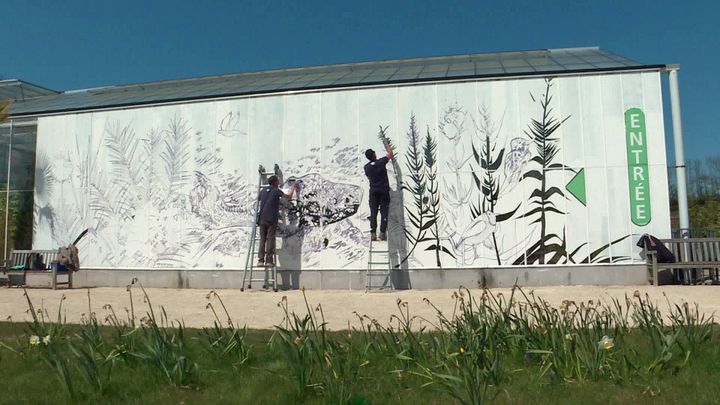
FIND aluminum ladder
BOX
[365,236,393,290]
[241,165,279,292]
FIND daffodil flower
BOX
[29,335,40,346]
[598,335,614,350]
[42,335,51,345]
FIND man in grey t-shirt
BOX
[256,176,295,267]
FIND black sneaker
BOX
[256,260,265,267]
[265,261,275,268]
[380,232,387,241]
[370,233,378,242]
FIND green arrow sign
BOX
[566,168,587,206]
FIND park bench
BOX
[644,238,720,286]
[1,249,73,289]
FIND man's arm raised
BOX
[384,140,394,160]
[283,180,297,200]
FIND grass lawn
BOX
[0,287,718,404]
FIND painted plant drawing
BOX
[397,78,634,267]
[34,110,366,270]
[33,74,670,270]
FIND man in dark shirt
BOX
[363,142,394,241]
[256,176,295,267]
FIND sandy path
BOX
[1,286,718,330]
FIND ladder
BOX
[366,236,393,290]
[241,165,279,292]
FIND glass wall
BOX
[0,119,37,260]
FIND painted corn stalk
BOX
[377,125,397,161]
[422,127,453,267]
[515,78,571,265]
[400,114,429,264]
[470,107,520,265]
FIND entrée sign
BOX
[625,108,652,226]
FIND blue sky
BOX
[2,0,718,161]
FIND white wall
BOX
[33,72,670,270]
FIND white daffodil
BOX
[598,335,614,350]
[29,335,40,346]
[42,335,51,345]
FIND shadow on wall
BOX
[277,226,303,290]
[273,167,303,290]
[388,159,411,290]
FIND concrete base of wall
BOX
[26,264,650,290]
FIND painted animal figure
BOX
[280,173,362,236]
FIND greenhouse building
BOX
[2,46,689,289]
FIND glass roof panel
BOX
[504,67,533,74]
[341,69,375,78]
[447,69,475,77]
[448,62,474,71]
[475,61,503,68]
[421,64,449,73]
[564,64,594,70]
[397,65,424,73]
[361,74,394,83]
[594,61,627,68]
[475,67,505,75]
[390,72,421,81]
[501,59,529,67]
[8,47,653,116]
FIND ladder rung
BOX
[368,262,390,265]
[367,272,389,276]
[371,250,389,253]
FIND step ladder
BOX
[366,235,393,290]
[241,165,279,292]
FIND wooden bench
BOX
[644,238,720,286]
[1,249,73,289]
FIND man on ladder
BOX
[364,142,394,241]
[364,141,395,290]
[256,175,296,268]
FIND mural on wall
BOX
[34,73,671,270]
[34,113,365,269]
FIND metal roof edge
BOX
[20,46,606,95]
[9,64,667,119]
[0,79,59,94]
